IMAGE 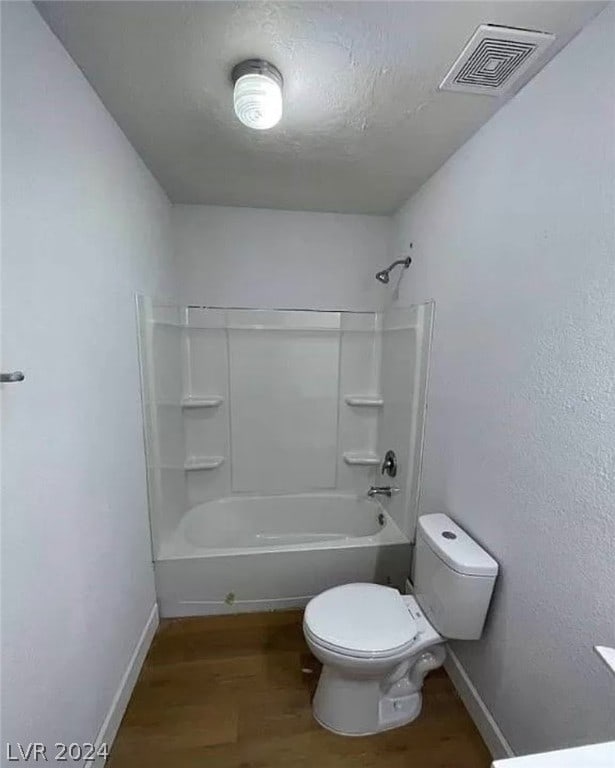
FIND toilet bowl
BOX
[303,513,498,736]
[304,584,445,735]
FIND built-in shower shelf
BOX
[181,396,224,408]
[184,456,225,471]
[343,451,380,467]
[344,395,384,407]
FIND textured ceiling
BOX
[37,1,605,214]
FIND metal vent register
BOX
[440,24,555,96]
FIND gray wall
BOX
[394,5,615,755]
[172,204,393,310]
[1,2,175,753]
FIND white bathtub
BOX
[155,493,411,617]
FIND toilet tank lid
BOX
[417,514,498,577]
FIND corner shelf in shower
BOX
[344,395,384,407]
[184,456,225,471]
[343,451,380,467]
[181,396,224,408]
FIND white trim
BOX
[86,603,159,767]
[404,580,512,759]
[444,646,514,760]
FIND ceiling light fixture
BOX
[232,59,283,130]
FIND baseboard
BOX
[404,579,513,760]
[86,603,159,767]
[444,646,514,760]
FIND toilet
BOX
[303,513,498,736]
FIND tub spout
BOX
[367,486,400,499]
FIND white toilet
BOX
[303,513,498,736]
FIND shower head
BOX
[375,255,412,285]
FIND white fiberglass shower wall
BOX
[137,299,433,616]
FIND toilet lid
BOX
[304,583,418,657]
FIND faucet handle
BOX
[381,450,398,477]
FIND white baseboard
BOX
[445,646,514,760]
[86,603,159,767]
[405,579,513,760]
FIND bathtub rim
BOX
[157,491,408,560]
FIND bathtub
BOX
[155,493,411,617]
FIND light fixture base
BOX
[231,59,283,89]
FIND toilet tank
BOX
[414,514,498,640]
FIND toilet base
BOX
[313,690,422,736]
[312,664,425,736]
[379,690,422,732]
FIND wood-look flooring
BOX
[108,610,492,767]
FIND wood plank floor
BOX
[108,610,492,767]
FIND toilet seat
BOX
[303,624,418,660]
[304,583,418,659]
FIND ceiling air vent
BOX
[440,24,555,96]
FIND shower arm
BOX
[387,258,411,271]
[375,252,412,284]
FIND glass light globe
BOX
[233,72,283,130]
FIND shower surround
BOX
[137,299,432,616]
